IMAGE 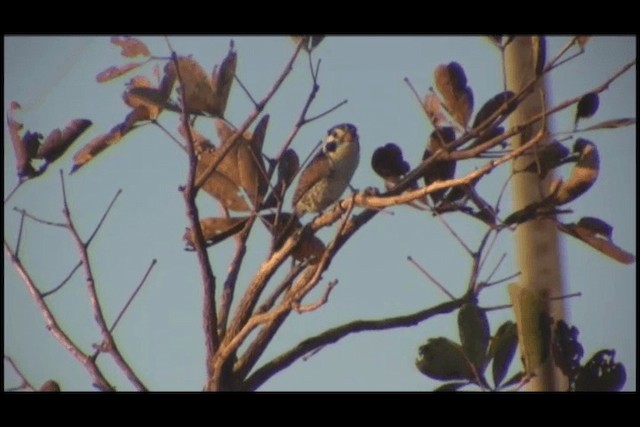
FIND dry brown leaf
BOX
[211,47,237,117]
[434,62,474,128]
[580,118,635,131]
[183,216,249,248]
[37,119,92,163]
[7,103,39,178]
[70,125,123,174]
[576,36,591,48]
[472,91,516,129]
[423,92,450,128]
[263,149,300,209]
[557,222,635,265]
[548,139,599,206]
[175,57,216,115]
[111,36,151,58]
[96,62,146,83]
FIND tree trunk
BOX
[505,36,568,391]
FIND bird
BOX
[292,123,360,215]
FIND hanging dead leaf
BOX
[197,146,250,211]
[290,35,325,52]
[111,36,151,58]
[548,138,599,206]
[577,217,613,240]
[581,117,636,132]
[472,91,516,130]
[96,62,146,83]
[574,93,599,129]
[508,283,552,377]
[263,148,300,209]
[261,213,325,263]
[576,36,591,49]
[37,119,92,163]
[39,380,61,392]
[183,216,249,249]
[557,221,635,265]
[211,46,237,117]
[423,127,457,204]
[422,92,450,128]
[371,143,410,179]
[531,36,546,76]
[70,125,124,174]
[7,102,39,178]
[175,57,217,115]
[434,62,474,128]
[178,122,214,150]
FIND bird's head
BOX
[324,123,359,154]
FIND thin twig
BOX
[152,120,187,152]
[407,256,456,300]
[483,271,522,289]
[4,238,113,391]
[477,229,501,275]
[4,180,25,205]
[4,355,36,391]
[303,99,348,124]
[42,261,82,298]
[234,74,259,108]
[86,189,122,247]
[13,207,66,228]
[110,259,157,334]
[484,253,507,285]
[433,212,474,256]
[15,209,26,257]
[59,171,146,391]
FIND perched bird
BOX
[293,123,360,215]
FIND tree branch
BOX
[243,298,463,391]
[59,171,146,391]
[4,238,113,391]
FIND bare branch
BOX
[4,355,36,391]
[15,209,26,257]
[59,171,146,391]
[292,280,338,313]
[407,256,456,300]
[41,261,82,298]
[4,238,112,391]
[433,212,474,256]
[243,298,463,391]
[13,207,66,228]
[110,259,157,334]
[86,189,123,247]
[4,180,25,205]
[152,120,187,152]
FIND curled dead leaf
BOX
[111,36,151,58]
[96,62,146,83]
[70,125,124,174]
[211,46,237,117]
[37,119,92,163]
[434,62,474,128]
[183,217,249,248]
[557,221,635,265]
[7,102,39,178]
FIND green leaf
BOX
[574,349,626,391]
[489,321,518,389]
[508,284,552,377]
[458,303,490,372]
[416,337,473,381]
[434,381,470,392]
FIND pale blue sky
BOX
[4,36,636,391]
